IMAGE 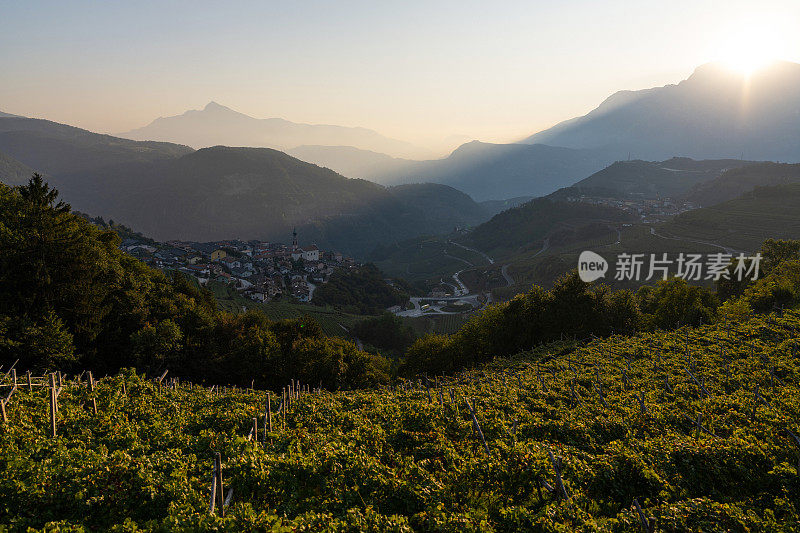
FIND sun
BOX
[708,19,790,76]
[722,47,776,76]
[719,36,779,76]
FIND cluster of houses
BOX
[120,229,356,303]
[565,194,697,222]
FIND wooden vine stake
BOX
[464,397,490,455]
[547,447,570,502]
[208,459,217,514]
[632,499,656,533]
[267,391,273,433]
[49,373,57,437]
[88,371,97,415]
[215,452,225,517]
[157,370,168,396]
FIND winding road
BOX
[396,241,496,317]
[394,237,554,316]
[452,270,469,296]
[448,240,495,265]
[500,265,514,287]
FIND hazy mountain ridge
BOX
[525,61,800,162]
[285,140,614,201]
[286,145,415,183]
[0,151,35,186]
[119,102,430,159]
[376,141,614,201]
[5,139,488,255]
[558,157,760,199]
[0,115,192,176]
[479,196,535,216]
[0,113,492,255]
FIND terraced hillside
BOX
[1,309,798,531]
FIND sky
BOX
[1,0,799,151]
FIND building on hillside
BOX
[211,249,227,261]
[301,245,320,262]
[182,264,210,276]
[214,272,232,283]
[235,278,253,290]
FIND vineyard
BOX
[1,310,799,531]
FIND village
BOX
[119,229,358,304]
[564,194,699,223]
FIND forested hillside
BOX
[465,197,635,255]
[0,151,35,186]
[685,162,800,207]
[312,264,411,315]
[665,183,800,251]
[0,115,192,176]
[565,158,756,199]
[0,176,390,389]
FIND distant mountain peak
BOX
[525,60,800,162]
[203,101,232,112]
[118,103,430,158]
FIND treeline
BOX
[312,263,410,314]
[352,313,416,358]
[0,176,390,389]
[403,238,800,375]
[79,213,156,244]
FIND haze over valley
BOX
[4,61,800,252]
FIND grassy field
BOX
[374,236,464,282]
[403,313,474,336]
[206,281,370,337]
[208,280,470,339]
